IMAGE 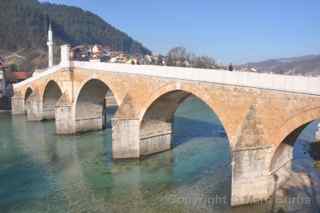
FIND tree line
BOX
[166,47,230,70]
[0,0,150,55]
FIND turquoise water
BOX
[0,98,318,213]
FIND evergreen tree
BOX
[0,0,150,55]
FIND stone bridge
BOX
[11,45,320,206]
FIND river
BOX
[0,97,319,213]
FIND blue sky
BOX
[40,0,320,64]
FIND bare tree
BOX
[166,46,219,69]
[191,56,216,69]
[167,47,190,67]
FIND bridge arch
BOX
[139,83,233,145]
[138,84,231,156]
[74,78,118,133]
[24,87,33,114]
[269,107,320,185]
[74,77,122,108]
[42,80,63,120]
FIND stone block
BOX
[27,98,43,121]
[140,131,171,156]
[112,119,140,159]
[11,96,25,115]
[55,105,75,134]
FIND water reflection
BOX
[0,98,318,213]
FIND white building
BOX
[0,70,4,98]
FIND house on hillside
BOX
[90,44,103,62]
[109,52,130,63]
[71,44,112,62]
[71,45,91,61]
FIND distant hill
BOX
[242,54,320,76]
[0,0,151,70]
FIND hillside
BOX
[243,54,320,76]
[0,0,151,70]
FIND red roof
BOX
[11,72,33,80]
[0,60,5,69]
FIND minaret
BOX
[47,22,53,67]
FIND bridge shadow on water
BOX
[105,106,118,129]
[267,131,320,213]
[2,108,319,212]
[172,116,227,148]
[269,160,320,213]
[0,109,265,212]
[102,98,234,211]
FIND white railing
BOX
[73,61,320,96]
[13,64,64,89]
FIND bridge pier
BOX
[75,116,106,133]
[112,119,140,159]
[42,106,56,120]
[55,98,108,135]
[56,104,108,135]
[11,96,25,115]
[26,94,43,121]
[140,122,172,156]
[112,118,173,159]
[75,105,106,133]
[55,97,75,134]
[231,146,274,206]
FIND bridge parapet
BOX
[13,43,320,97]
[72,61,320,96]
